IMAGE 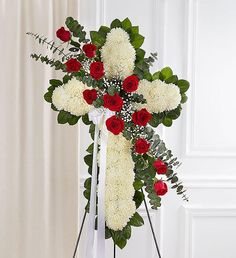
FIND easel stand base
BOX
[72,190,162,258]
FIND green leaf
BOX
[90,31,105,47]
[110,19,122,29]
[133,190,144,208]
[84,177,91,189]
[181,93,188,103]
[116,237,127,249]
[160,67,173,80]
[136,48,146,62]
[84,154,93,167]
[98,26,111,37]
[51,103,58,111]
[143,71,152,81]
[131,34,145,49]
[129,212,144,227]
[86,143,94,154]
[105,227,112,239]
[122,18,132,30]
[107,85,117,96]
[177,79,190,93]
[123,225,131,239]
[70,40,81,48]
[152,71,161,80]
[166,106,181,120]
[68,115,80,125]
[165,75,178,84]
[89,124,95,140]
[44,92,52,103]
[57,110,71,124]
[131,26,139,35]
[82,114,92,125]
[63,75,71,84]
[171,176,178,183]
[133,179,144,190]
[93,98,104,108]
[149,114,160,127]
[49,79,63,87]
[163,117,173,127]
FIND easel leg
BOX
[72,210,87,258]
[141,188,162,258]
[114,243,116,258]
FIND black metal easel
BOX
[72,189,162,258]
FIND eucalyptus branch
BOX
[26,32,68,57]
[30,53,65,71]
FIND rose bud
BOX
[122,75,139,92]
[154,181,168,196]
[134,138,150,154]
[103,93,123,112]
[90,61,104,80]
[65,58,82,72]
[56,27,71,42]
[83,89,98,105]
[106,116,124,135]
[82,43,97,58]
[132,108,152,126]
[153,159,168,174]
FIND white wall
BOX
[0,1,79,257]
[78,0,236,258]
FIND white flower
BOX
[101,28,136,79]
[136,79,181,113]
[52,86,68,111]
[105,133,136,231]
[51,78,92,116]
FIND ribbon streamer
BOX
[85,108,114,258]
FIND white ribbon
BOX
[85,108,114,258]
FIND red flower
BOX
[106,116,124,135]
[135,138,150,154]
[154,181,168,196]
[122,75,139,92]
[83,89,98,105]
[132,108,152,126]
[103,93,123,112]
[65,58,82,72]
[90,62,104,80]
[56,27,71,42]
[153,159,167,174]
[83,44,97,58]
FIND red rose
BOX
[103,93,123,112]
[106,116,124,135]
[56,27,71,42]
[82,44,97,58]
[83,89,98,104]
[153,159,167,174]
[122,75,139,92]
[154,181,168,196]
[90,62,104,80]
[135,138,150,154]
[65,58,82,72]
[132,108,152,126]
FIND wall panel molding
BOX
[181,206,236,258]
[184,0,236,157]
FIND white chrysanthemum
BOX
[105,133,136,231]
[52,86,69,111]
[51,78,92,116]
[101,28,136,79]
[136,79,181,113]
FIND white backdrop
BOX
[78,0,236,258]
[0,1,79,258]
